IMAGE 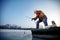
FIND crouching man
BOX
[32,10,48,29]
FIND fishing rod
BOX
[25,16,36,23]
[25,16,32,19]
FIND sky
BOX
[0,0,60,28]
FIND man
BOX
[32,10,48,29]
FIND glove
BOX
[31,18,34,20]
[31,18,36,21]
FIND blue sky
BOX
[0,0,60,28]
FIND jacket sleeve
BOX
[34,16,38,20]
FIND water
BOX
[0,29,32,40]
[0,29,53,40]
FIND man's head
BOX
[34,10,41,15]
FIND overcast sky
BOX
[0,0,60,28]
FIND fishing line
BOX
[25,16,36,23]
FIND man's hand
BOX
[31,18,34,20]
[31,18,36,21]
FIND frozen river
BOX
[0,29,58,40]
[0,29,32,40]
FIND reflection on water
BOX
[0,29,32,40]
[0,29,57,40]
